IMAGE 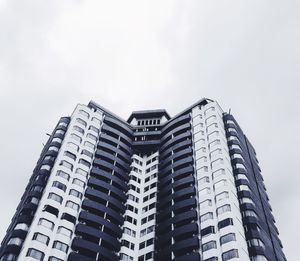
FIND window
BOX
[76,118,87,127]
[79,159,91,168]
[31,185,43,192]
[66,200,80,211]
[14,223,29,231]
[70,133,82,143]
[199,187,211,196]
[120,253,133,261]
[218,218,234,230]
[215,191,229,202]
[64,151,76,161]
[56,170,70,181]
[212,169,225,180]
[29,197,40,205]
[214,179,227,190]
[123,227,136,237]
[121,239,135,250]
[220,233,236,245]
[81,149,93,158]
[75,168,88,178]
[202,240,217,252]
[201,226,215,237]
[48,257,63,261]
[69,189,83,199]
[200,212,213,222]
[49,146,59,152]
[238,185,250,192]
[61,213,76,224]
[32,232,49,245]
[89,125,99,133]
[92,117,101,125]
[0,254,17,261]
[72,178,85,188]
[243,210,258,218]
[58,122,68,127]
[67,142,79,152]
[40,165,51,171]
[57,226,72,238]
[55,129,65,135]
[7,237,23,246]
[52,181,67,192]
[240,197,255,205]
[42,205,59,217]
[59,160,73,171]
[198,176,209,185]
[48,193,63,204]
[222,249,239,260]
[84,141,95,150]
[26,248,44,260]
[203,257,218,261]
[200,199,212,208]
[86,133,97,141]
[217,204,231,216]
[73,125,84,135]
[38,218,54,230]
[211,158,224,168]
[79,110,89,118]
[248,238,265,248]
[250,255,268,261]
[53,241,68,253]
[52,138,62,143]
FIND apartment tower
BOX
[0,99,286,261]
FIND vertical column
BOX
[191,102,249,261]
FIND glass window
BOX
[198,176,209,185]
[199,187,211,196]
[0,254,17,261]
[56,170,70,181]
[214,179,227,190]
[79,110,90,118]
[67,142,79,152]
[88,125,99,133]
[53,241,68,253]
[38,218,54,230]
[76,118,87,127]
[81,149,93,158]
[55,130,65,135]
[26,248,44,260]
[72,178,85,188]
[240,197,255,205]
[222,249,239,260]
[86,133,97,141]
[92,117,101,125]
[70,133,82,143]
[49,146,59,152]
[217,204,231,216]
[238,184,250,192]
[220,233,236,245]
[66,200,80,211]
[40,165,51,171]
[31,185,43,192]
[64,151,76,161]
[69,189,83,199]
[48,193,63,204]
[75,168,88,178]
[73,125,84,135]
[59,160,73,171]
[84,141,95,150]
[49,257,63,261]
[200,212,213,222]
[212,168,225,180]
[32,232,49,245]
[218,218,234,230]
[215,191,229,202]
[7,237,23,246]
[14,223,29,231]
[58,122,68,128]
[52,138,62,144]
[79,159,91,168]
[200,199,212,208]
[57,226,72,238]
[202,240,217,252]
[52,181,67,192]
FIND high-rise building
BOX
[0,99,285,261]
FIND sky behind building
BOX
[0,0,299,260]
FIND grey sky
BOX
[0,1,299,259]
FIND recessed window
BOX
[222,249,239,260]
[199,187,211,196]
[48,257,63,261]
[64,151,76,161]
[40,165,51,171]
[79,159,91,168]
[55,130,65,135]
[75,168,88,178]
[200,199,212,208]
[217,204,231,216]
[67,142,79,152]
[214,179,227,190]
[73,125,84,135]
[53,240,68,253]
[200,212,213,222]
[61,213,76,224]
[65,200,80,211]
[52,181,67,192]
[215,191,229,202]
[198,176,209,185]
[70,133,82,143]
[202,240,217,252]
[92,117,101,125]
[59,160,73,171]
[72,178,85,188]
[48,192,63,204]
[58,122,68,128]
[31,185,43,193]
[42,205,59,217]
[26,248,44,260]
[38,218,54,230]
[48,146,59,152]
[79,110,89,119]
[57,226,72,238]
[32,232,49,245]
[56,170,70,181]
[212,168,226,180]
[84,141,95,150]
[81,149,93,158]
[220,233,236,245]
[86,133,97,141]
[69,189,83,199]
[76,118,87,127]
[89,125,99,134]
[52,138,62,144]
[0,254,17,261]
[201,226,215,237]
[218,218,234,230]
[14,223,29,231]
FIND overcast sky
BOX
[0,0,299,259]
